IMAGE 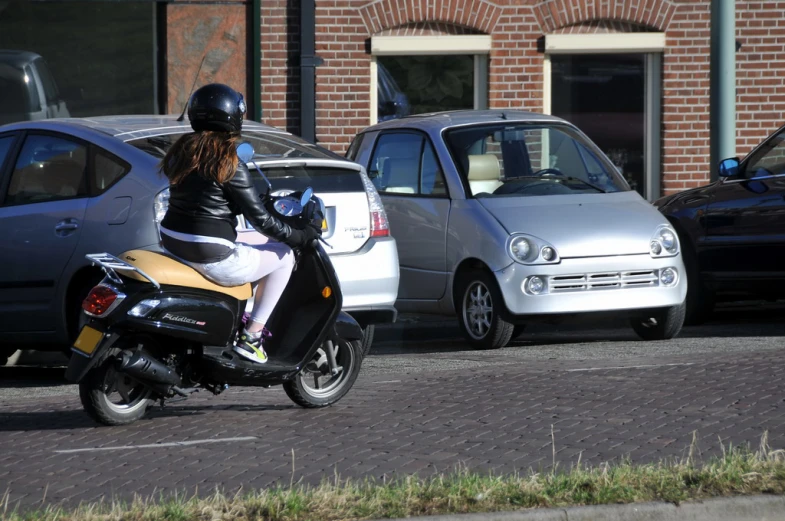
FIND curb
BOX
[374,495,785,521]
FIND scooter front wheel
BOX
[284,338,363,408]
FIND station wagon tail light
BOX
[359,169,390,238]
[154,188,170,223]
[82,284,126,317]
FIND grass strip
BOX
[3,434,784,521]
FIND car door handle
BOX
[55,222,78,231]
[55,219,80,234]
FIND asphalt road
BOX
[0,304,784,510]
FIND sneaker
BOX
[233,328,271,364]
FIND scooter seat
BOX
[118,249,253,301]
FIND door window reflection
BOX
[377,55,474,122]
[551,54,645,195]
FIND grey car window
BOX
[5,134,88,205]
[345,133,364,161]
[93,149,129,194]
[0,71,32,113]
[0,136,15,171]
[369,133,422,194]
[420,140,447,196]
[33,58,60,102]
[24,65,41,110]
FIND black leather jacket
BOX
[161,163,307,250]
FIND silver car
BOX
[0,115,398,365]
[347,110,687,349]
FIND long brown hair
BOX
[159,131,240,185]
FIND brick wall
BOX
[736,2,785,156]
[258,0,785,195]
[260,0,301,134]
[660,1,710,194]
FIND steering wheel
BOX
[533,168,565,177]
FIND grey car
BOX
[347,110,687,349]
[0,115,398,365]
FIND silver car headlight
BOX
[507,234,560,265]
[650,225,679,257]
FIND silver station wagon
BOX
[347,110,687,349]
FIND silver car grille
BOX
[549,270,659,292]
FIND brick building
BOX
[258,0,784,200]
[2,1,783,200]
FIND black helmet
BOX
[187,83,247,133]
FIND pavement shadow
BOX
[371,302,785,355]
[146,402,295,418]
[0,409,98,430]
[0,402,295,432]
[0,366,68,387]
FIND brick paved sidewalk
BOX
[0,348,784,511]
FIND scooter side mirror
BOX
[300,187,313,208]
[237,141,273,195]
[236,142,255,163]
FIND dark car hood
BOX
[654,182,719,212]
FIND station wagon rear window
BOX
[444,122,630,197]
[254,165,364,194]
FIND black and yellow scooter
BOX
[65,143,364,426]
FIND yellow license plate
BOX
[73,326,104,356]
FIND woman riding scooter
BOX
[158,83,320,364]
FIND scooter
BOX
[65,142,365,426]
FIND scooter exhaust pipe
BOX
[116,349,182,388]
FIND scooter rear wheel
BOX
[79,358,153,426]
[284,337,363,408]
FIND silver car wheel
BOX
[463,281,494,340]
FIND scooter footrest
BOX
[199,346,296,384]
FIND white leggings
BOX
[188,242,295,328]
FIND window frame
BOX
[0,131,23,204]
[367,129,450,199]
[1,130,91,207]
[369,34,491,126]
[345,133,365,161]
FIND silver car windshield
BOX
[444,123,630,197]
